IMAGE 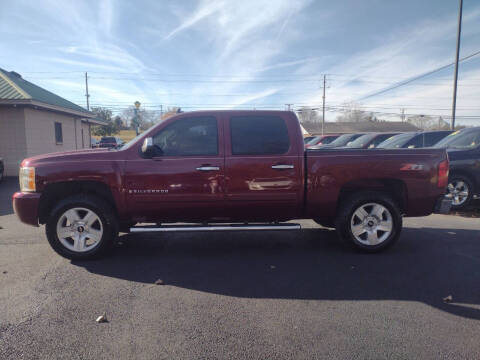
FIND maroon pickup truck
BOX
[13,110,451,259]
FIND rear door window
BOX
[230,116,290,155]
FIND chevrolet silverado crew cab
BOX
[13,110,451,259]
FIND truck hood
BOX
[21,148,120,167]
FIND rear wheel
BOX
[445,175,473,210]
[335,192,402,252]
[46,195,118,260]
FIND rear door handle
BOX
[196,166,220,171]
[271,164,294,169]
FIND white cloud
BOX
[99,0,114,36]
[164,0,224,40]
[222,88,280,109]
[294,5,480,124]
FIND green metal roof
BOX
[0,68,93,117]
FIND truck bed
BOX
[305,148,448,218]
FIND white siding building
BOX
[0,68,104,176]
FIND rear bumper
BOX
[12,192,41,227]
[434,196,452,214]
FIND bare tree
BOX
[335,102,373,122]
[160,107,182,121]
[296,107,321,124]
[407,115,436,130]
[120,106,160,131]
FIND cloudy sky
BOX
[1,0,479,124]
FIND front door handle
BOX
[196,166,220,171]
[271,164,294,170]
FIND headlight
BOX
[19,167,36,192]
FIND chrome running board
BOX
[130,223,301,233]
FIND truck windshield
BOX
[327,133,362,147]
[346,133,375,148]
[433,128,480,149]
[119,125,159,150]
[377,133,415,148]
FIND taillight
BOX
[437,159,449,188]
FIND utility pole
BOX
[134,101,141,136]
[85,72,90,111]
[322,74,326,135]
[451,0,463,130]
[285,103,293,111]
[160,104,163,121]
[401,108,405,122]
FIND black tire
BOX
[447,175,474,210]
[335,191,402,252]
[45,194,118,260]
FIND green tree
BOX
[91,107,120,136]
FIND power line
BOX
[357,49,480,101]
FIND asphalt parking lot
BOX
[1,177,479,359]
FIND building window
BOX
[55,122,63,144]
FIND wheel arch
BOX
[38,181,118,224]
[448,170,477,191]
[337,178,407,215]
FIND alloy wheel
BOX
[350,202,393,246]
[445,180,469,206]
[56,207,103,252]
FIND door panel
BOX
[224,114,303,221]
[124,115,225,223]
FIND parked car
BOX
[344,133,399,149]
[303,136,316,144]
[433,127,480,209]
[305,134,340,148]
[98,137,124,148]
[377,131,453,149]
[310,133,365,149]
[0,157,4,182]
[13,110,450,260]
[91,138,98,148]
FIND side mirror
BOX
[141,137,156,158]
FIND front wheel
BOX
[46,195,118,260]
[335,192,402,252]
